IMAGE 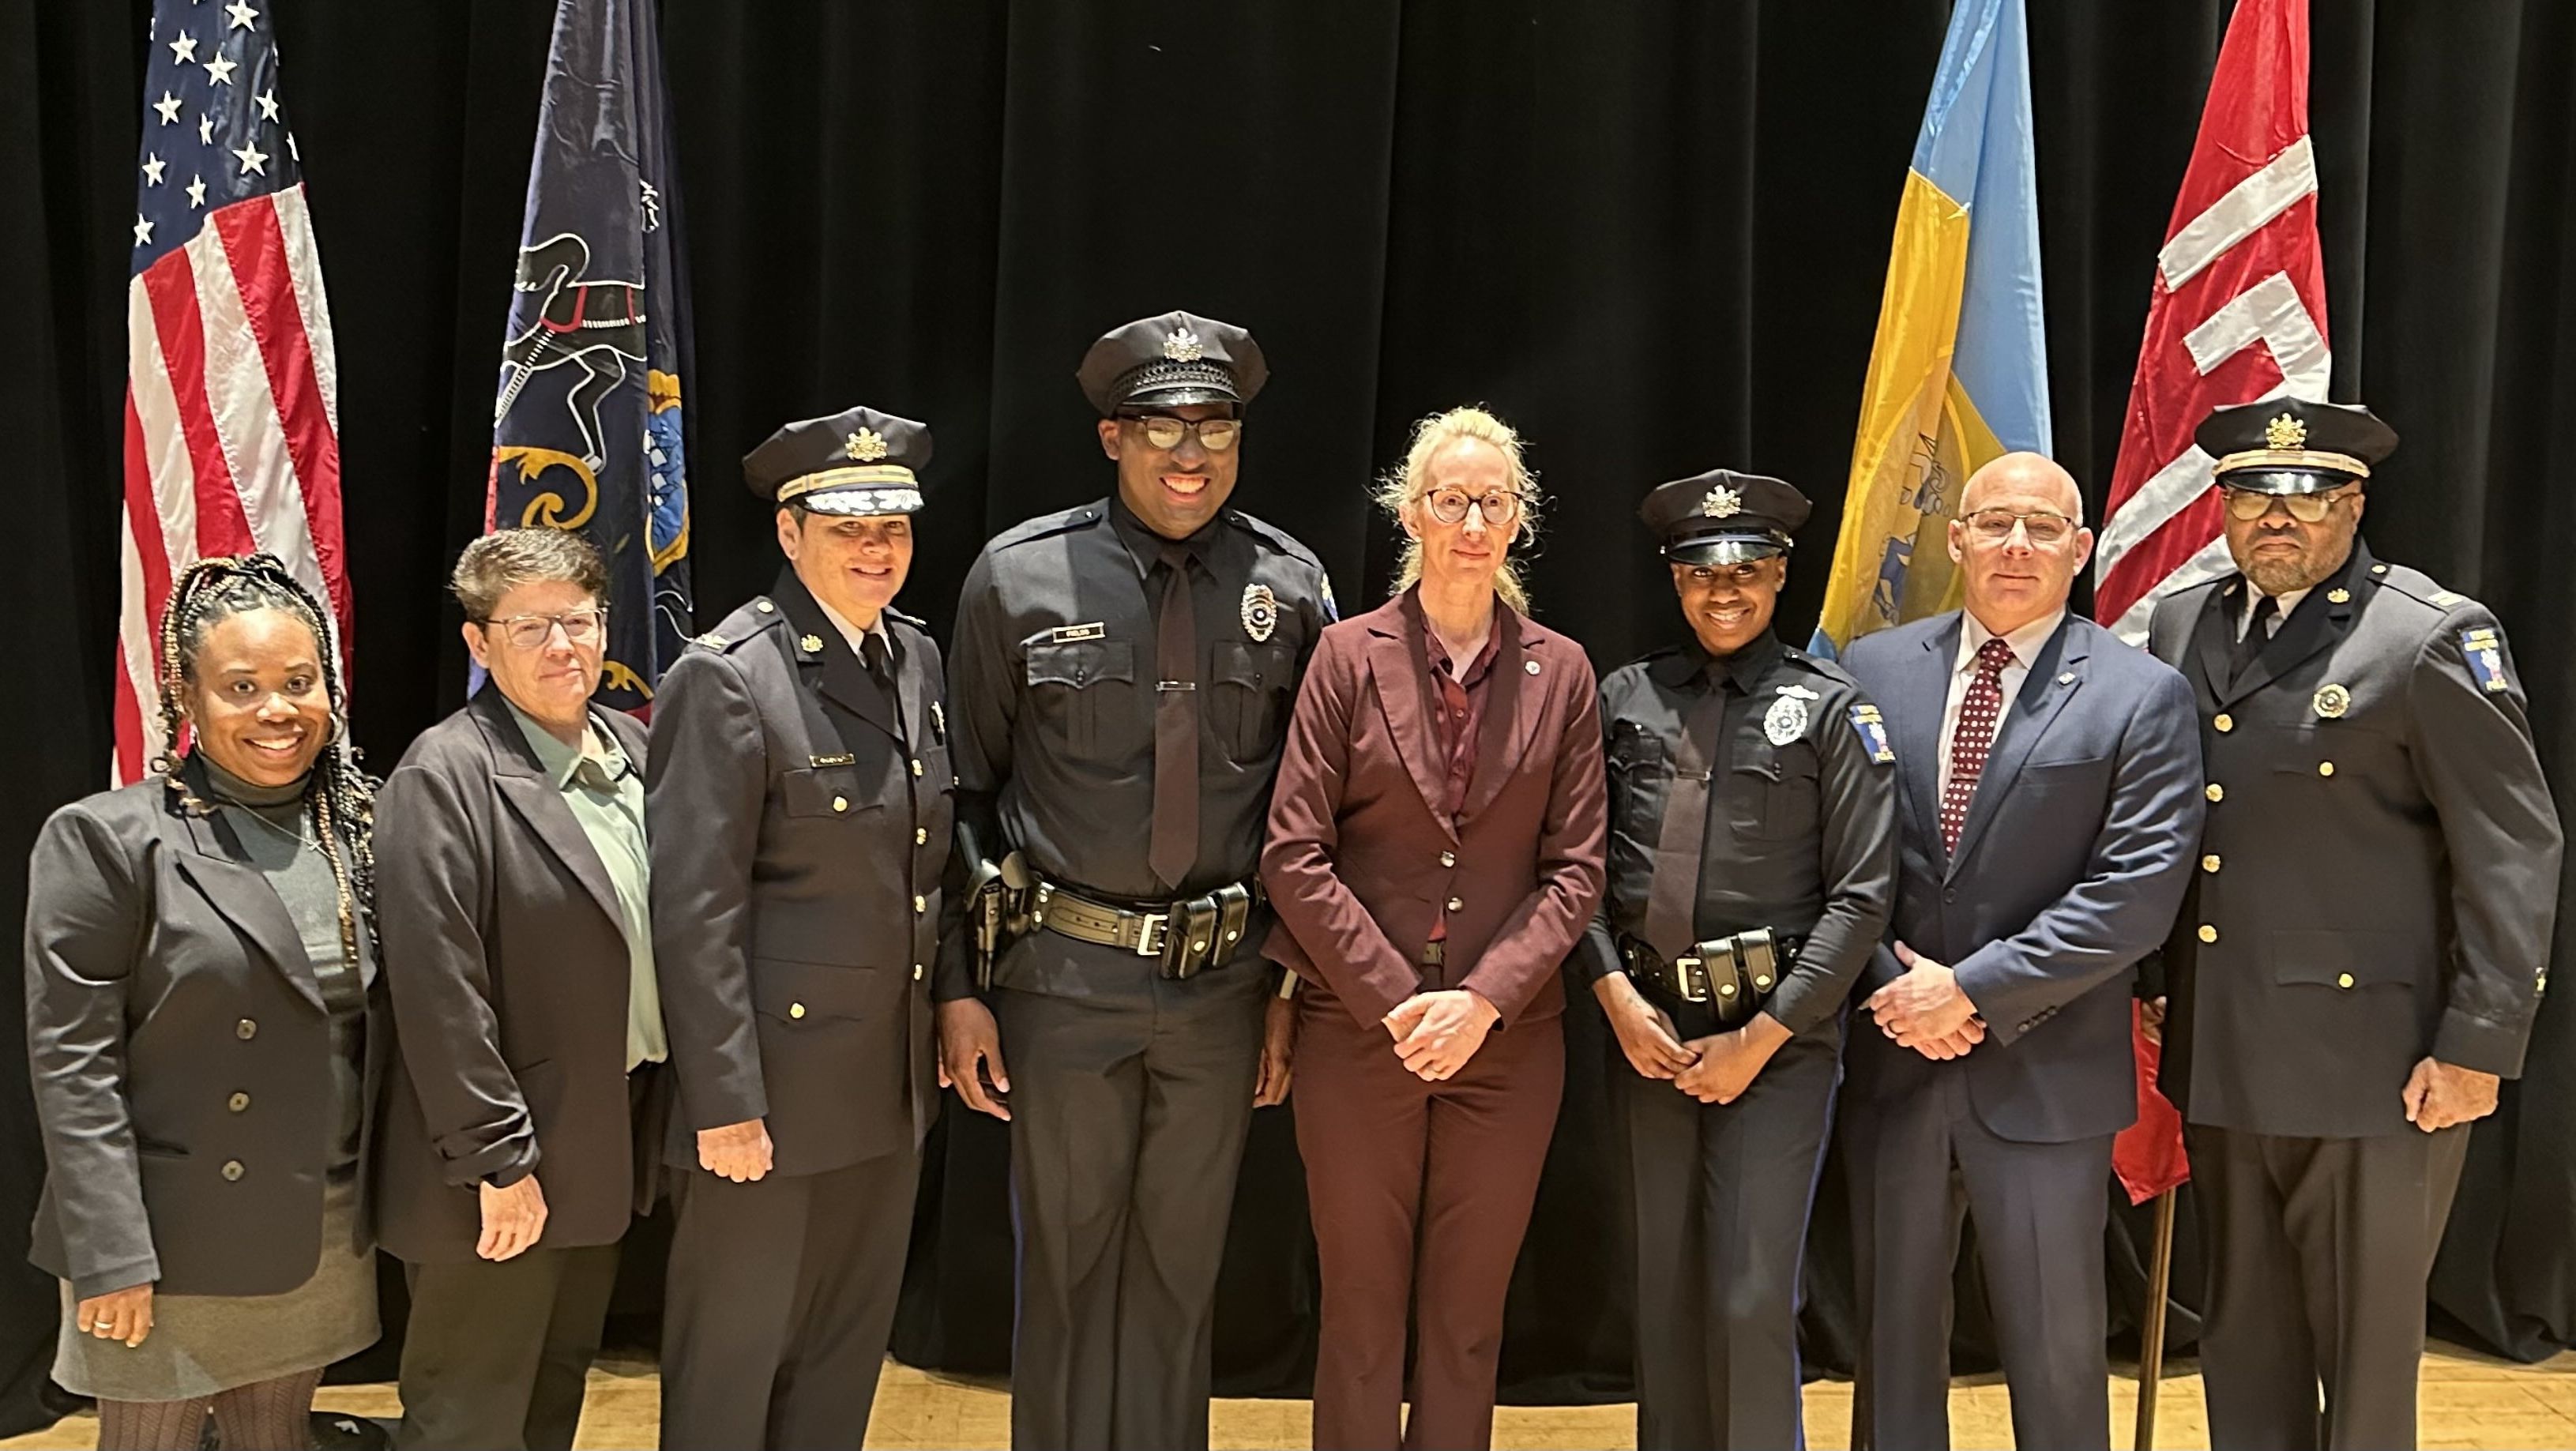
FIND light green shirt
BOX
[507,701,668,1070]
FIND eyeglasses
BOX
[1423,488,1529,527]
[1126,415,1242,451]
[1960,509,2078,547]
[481,606,607,650]
[2222,485,2357,524]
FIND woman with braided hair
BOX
[25,554,383,1450]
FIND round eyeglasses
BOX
[1423,488,1528,528]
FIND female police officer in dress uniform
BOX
[26,555,382,1451]
[1571,472,1898,1451]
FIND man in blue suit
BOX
[1839,452,2203,1451]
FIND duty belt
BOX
[1620,928,1803,1025]
[1029,876,1260,979]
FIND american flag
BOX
[115,0,348,784]
[2090,0,2326,645]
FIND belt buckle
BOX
[1134,910,1170,957]
[1670,951,1710,1003]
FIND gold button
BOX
[227,1092,250,1113]
[915,827,928,846]
[1446,896,1463,912]
[2318,761,2335,777]
[2197,924,2218,944]
[2214,712,2234,733]
[2204,784,2224,803]
[914,895,927,914]
[220,1160,244,1182]
[789,1002,807,1019]
[1438,851,1456,868]
[235,1018,258,1040]
[2202,855,2221,873]
[832,795,848,813]
[911,759,923,777]
[913,964,926,981]
[2336,972,2356,989]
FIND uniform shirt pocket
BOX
[1605,720,1670,855]
[1211,641,1296,760]
[2267,928,2427,991]
[1025,638,1136,757]
[1726,742,1819,841]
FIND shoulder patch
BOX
[2459,626,2513,694]
[988,504,1104,552]
[1847,703,1897,764]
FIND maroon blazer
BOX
[1262,593,1609,1033]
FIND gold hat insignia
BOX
[844,428,890,462]
[1701,484,1743,519]
[2264,412,2307,450]
[1164,328,1204,363]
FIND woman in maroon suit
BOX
[1262,406,1608,1451]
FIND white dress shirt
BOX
[1936,607,2066,805]
[2239,583,2314,641]
[814,596,894,663]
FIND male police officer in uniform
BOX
[649,407,952,1450]
[936,312,1332,1450]
[2149,399,2560,1451]
[1571,472,1898,1451]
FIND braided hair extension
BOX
[152,555,378,924]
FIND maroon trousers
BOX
[1292,995,1564,1451]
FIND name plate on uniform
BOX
[1051,622,1107,643]
[809,753,856,768]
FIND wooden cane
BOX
[2133,1186,2179,1451]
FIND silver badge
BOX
[1164,327,1204,363]
[1239,583,1278,642]
[2313,682,2350,720]
[1764,694,1807,746]
[1702,484,1743,518]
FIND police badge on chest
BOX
[1765,684,1818,746]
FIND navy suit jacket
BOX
[1839,611,2202,1143]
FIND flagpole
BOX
[2134,1186,2179,1451]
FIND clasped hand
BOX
[2401,1056,2500,1132]
[1864,941,1985,1060]
[1382,989,1498,1081]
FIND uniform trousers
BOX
[2187,1121,2471,1451]
[1624,1020,1841,1451]
[995,948,1270,1451]
[656,1149,921,1451]
[394,1243,620,1451]
[1845,1067,2114,1451]
[1294,994,1563,1451]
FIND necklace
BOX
[216,790,360,973]
[218,797,325,859]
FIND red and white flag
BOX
[2100,0,2326,1203]
[2093,0,2326,647]
[113,0,350,784]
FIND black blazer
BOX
[24,772,385,1299]
[648,570,951,1178]
[371,687,661,1262]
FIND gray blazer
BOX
[1841,611,2204,1144]
[371,686,660,1263]
[648,569,951,1178]
[2149,542,2560,1137]
[24,771,385,1299]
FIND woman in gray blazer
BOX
[25,554,383,1450]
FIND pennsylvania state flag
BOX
[1813,0,2050,654]
[487,0,695,709]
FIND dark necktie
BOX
[1940,636,2016,855]
[1639,680,1729,962]
[2229,592,2278,684]
[862,632,904,736]
[1149,543,1200,891]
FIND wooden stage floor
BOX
[9,1343,2574,1449]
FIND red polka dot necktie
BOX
[1941,636,2018,855]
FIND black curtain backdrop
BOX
[5,0,2573,1432]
